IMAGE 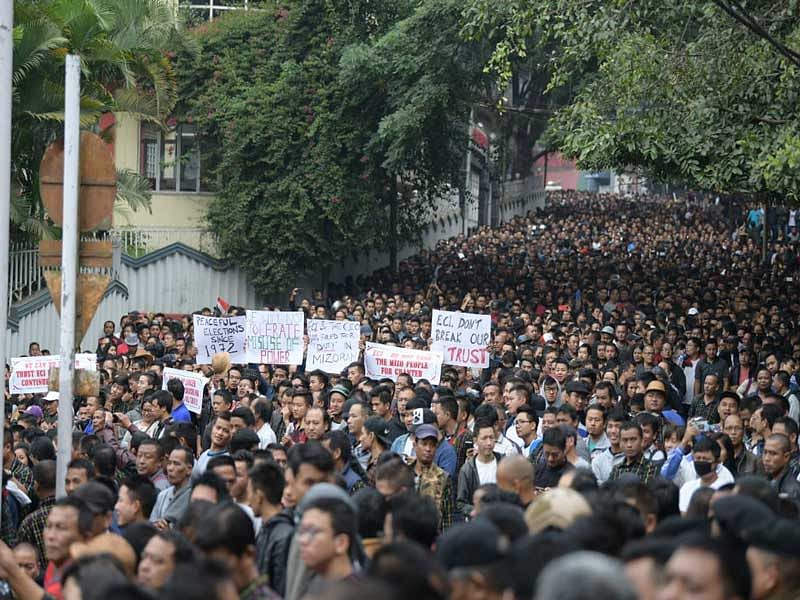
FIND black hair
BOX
[231,406,256,428]
[120,474,158,519]
[67,458,96,479]
[647,478,680,522]
[91,444,117,479]
[386,491,439,549]
[692,436,721,460]
[138,438,165,459]
[154,530,197,565]
[207,454,236,473]
[32,459,56,492]
[353,486,386,539]
[161,556,234,600]
[30,436,56,462]
[151,390,173,414]
[542,426,567,450]
[191,471,229,502]
[167,378,184,402]
[212,389,234,406]
[248,461,285,506]
[674,535,751,599]
[286,440,334,476]
[194,503,255,557]
[374,456,415,492]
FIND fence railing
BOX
[112,227,219,258]
[8,244,45,307]
[8,227,219,308]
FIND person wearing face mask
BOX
[678,437,734,513]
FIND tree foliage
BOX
[11,0,193,240]
[182,0,488,295]
[463,0,800,200]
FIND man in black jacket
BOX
[249,461,294,596]
[456,419,502,519]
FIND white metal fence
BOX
[8,227,219,308]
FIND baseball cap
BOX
[23,405,43,420]
[363,416,393,447]
[688,307,699,316]
[330,384,350,399]
[43,391,59,402]
[600,326,614,335]
[414,424,439,441]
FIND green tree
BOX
[463,1,800,204]
[183,0,488,295]
[12,0,193,240]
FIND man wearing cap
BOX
[360,416,393,485]
[41,392,59,429]
[327,384,350,431]
[644,379,685,427]
[408,424,454,530]
[746,518,800,600]
[563,380,591,432]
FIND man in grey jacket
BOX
[150,447,193,528]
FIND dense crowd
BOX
[2,190,800,600]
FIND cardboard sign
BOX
[306,319,360,374]
[162,367,208,415]
[245,310,304,365]
[193,315,247,364]
[431,309,491,368]
[10,354,96,394]
[364,342,443,384]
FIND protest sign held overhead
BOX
[430,309,491,368]
[193,314,247,364]
[10,353,96,394]
[245,310,305,365]
[364,342,443,384]
[306,319,360,374]
[162,367,208,415]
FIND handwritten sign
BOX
[193,315,247,364]
[431,309,491,368]
[245,310,304,365]
[364,342,443,385]
[162,367,208,415]
[10,354,97,394]
[306,319,360,374]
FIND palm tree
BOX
[11,0,196,241]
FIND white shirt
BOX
[679,465,735,512]
[494,433,521,456]
[475,458,498,485]
[256,422,277,449]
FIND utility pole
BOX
[0,0,14,519]
[56,54,81,498]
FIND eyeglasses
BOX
[297,526,327,541]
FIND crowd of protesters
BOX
[1,190,800,600]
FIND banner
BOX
[430,309,491,368]
[162,367,208,415]
[364,342,443,385]
[193,315,247,364]
[306,319,360,374]
[10,353,97,394]
[245,310,305,365]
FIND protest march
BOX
[3,190,800,600]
